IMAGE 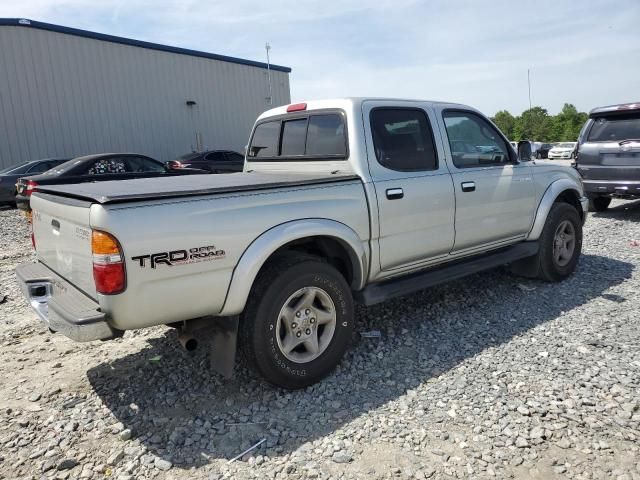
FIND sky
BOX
[1,0,639,116]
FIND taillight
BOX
[91,230,125,294]
[25,180,39,196]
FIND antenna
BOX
[265,42,273,105]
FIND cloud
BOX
[1,0,638,115]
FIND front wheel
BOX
[240,253,354,389]
[536,203,583,282]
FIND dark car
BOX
[575,102,640,211]
[0,158,69,206]
[16,153,206,211]
[176,150,244,173]
[535,143,554,159]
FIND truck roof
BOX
[257,97,477,121]
[589,102,640,117]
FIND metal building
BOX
[0,18,291,169]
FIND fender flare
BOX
[219,219,368,316]
[526,178,585,241]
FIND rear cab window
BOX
[587,112,640,142]
[248,111,347,160]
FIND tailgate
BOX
[31,193,96,299]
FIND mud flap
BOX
[180,316,239,378]
[205,316,239,378]
[509,254,540,279]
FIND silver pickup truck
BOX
[17,98,588,389]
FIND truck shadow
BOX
[591,198,640,222]
[87,253,632,469]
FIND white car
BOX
[548,142,577,160]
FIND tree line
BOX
[491,103,588,143]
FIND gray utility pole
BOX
[265,42,273,105]
[528,69,532,111]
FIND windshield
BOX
[556,143,576,148]
[587,113,640,142]
[0,161,32,174]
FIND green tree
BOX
[553,103,587,141]
[492,104,589,143]
[491,110,516,139]
[518,107,553,141]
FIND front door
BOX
[363,102,456,272]
[438,109,535,252]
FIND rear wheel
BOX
[588,196,611,212]
[240,253,354,389]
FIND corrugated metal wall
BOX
[0,25,290,168]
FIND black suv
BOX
[576,102,640,211]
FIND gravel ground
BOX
[0,201,639,480]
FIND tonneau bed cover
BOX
[34,172,360,204]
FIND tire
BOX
[240,253,354,389]
[536,152,541,159]
[588,196,611,212]
[534,202,582,282]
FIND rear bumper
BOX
[583,180,640,197]
[15,262,122,342]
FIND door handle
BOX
[461,181,476,192]
[386,188,404,200]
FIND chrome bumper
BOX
[15,262,121,342]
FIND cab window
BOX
[443,111,511,168]
[247,112,347,160]
[370,108,438,171]
[248,121,280,158]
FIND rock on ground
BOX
[0,201,639,479]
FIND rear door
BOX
[577,111,640,186]
[438,109,535,253]
[363,101,456,272]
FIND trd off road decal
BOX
[132,245,225,268]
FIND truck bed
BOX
[34,171,360,204]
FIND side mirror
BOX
[517,141,532,162]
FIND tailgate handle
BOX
[51,219,60,233]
